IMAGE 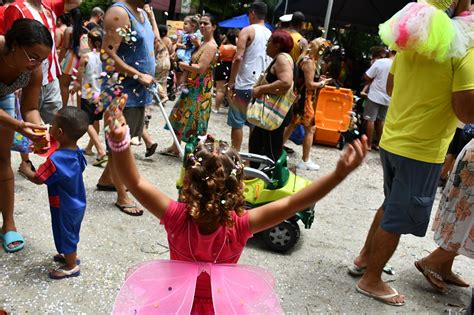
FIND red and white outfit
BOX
[3,0,65,123]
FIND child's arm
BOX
[105,95,173,219]
[18,161,43,185]
[248,137,368,234]
[70,54,88,96]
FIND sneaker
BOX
[296,159,320,171]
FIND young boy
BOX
[19,107,89,280]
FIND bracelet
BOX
[106,126,131,152]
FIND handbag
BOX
[247,53,298,131]
[10,95,32,153]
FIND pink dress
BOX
[160,201,253,314]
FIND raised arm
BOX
[105,95,172,219]
[248,136,368,234]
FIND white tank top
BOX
[235,24,272,90]
[82,51,102,98]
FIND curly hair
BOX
[180,139,246,229]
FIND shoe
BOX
[48,265,80,280]
[145,143,158,158]
[92,155,108,167]
[1,231,25,253]
[283,146,294,154]
[296,159,320,171]
[212,108,219,114]
[131,137,142,146]
[355,284,405,306]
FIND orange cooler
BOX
[313,86,353,147]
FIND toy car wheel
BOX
[336,135,345,150]
[261,221,300,253]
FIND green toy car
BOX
[177,142,315,253]
[239,151,315,252]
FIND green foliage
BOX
[79,0,113,19]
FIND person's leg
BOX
[228,89,251,151]
[97,161,113,186]
[354,206,385,268]
[214,80,226,112]
[231,127,243,151]
[374,120,384,148]
[302,125,316,162]
[84,120,100,154]
[363,99,379,151]
[0,95,23,250]
[39,78,63,124]
[0,128,19,248]
[420,247,469,286]
[109,153,142,214]
[58,74,72,108]
[282,123,296,144]
[87,125,106,158]
[357,228,405,304]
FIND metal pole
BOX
[148,84,184,158]
[323,0,334,39]
[284,0,288,14]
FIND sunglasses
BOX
[22,47,46,65]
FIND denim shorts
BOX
[0,94,16,128]
[227,89,252,128]
[380,148,442,237]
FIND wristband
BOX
[106,126,131,152]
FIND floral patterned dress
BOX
[168,46,216,143]
[433,139,474,258]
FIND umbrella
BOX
[219,14,273,30]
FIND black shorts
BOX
[214,61,232,81]
[80,98,103,125]
[447,127,470,157]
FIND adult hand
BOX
[252,86,263,99]
[143,4,154,17]
[178,61,188,71]
[137,73,154,86]
[104,94,129,143]
[70,81,81,94]
[189,35,200,47]
[18,122,47,142]
[335,135,368,179]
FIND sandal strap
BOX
[54,265,80,275]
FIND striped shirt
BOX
[4,0,63,85]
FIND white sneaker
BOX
[296,159,320,171]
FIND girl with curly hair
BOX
[104,94,367,313]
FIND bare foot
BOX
[357,278,406,306]
[353,255,367,269]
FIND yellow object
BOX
[166,20,184,37]
[423,0,454,11]
[289,31,304,62]
[380,49,474,164]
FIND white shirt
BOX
[366,58,393,106]
[235,24,272,90]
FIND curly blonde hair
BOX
[180,138,246,229]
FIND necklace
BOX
[187,220,227,264]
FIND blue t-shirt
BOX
[35,148,87,210]
[102,2,156,108]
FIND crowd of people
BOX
[0,0,473,313]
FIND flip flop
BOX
[48,265,80,280]
[355,284,405,306]
[443,274,470,287]
[158,148,180,158]
[414,260,447,292]
[115,203,144,216]
[96,184,117,191]
[2,231,25,253]
[53,254,81,265]
[92,155,108,167]
[145,143,158,158]
[348,264,395,277]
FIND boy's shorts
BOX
[50,207,86,254]
[0,94,15,129]
[363,99,388,122]
[80,98,103,125]
[379,148,442,237]
[123,107,145,138]
[227,89,252,128]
